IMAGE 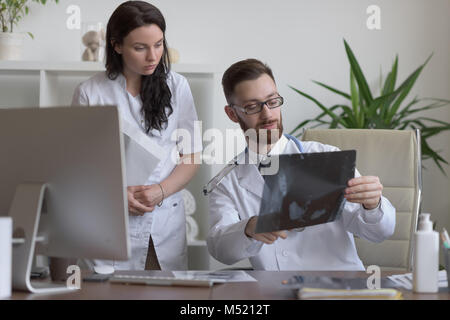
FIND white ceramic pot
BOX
[0,32,25,60]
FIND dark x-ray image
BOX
[255,150,356,233]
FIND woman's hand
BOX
[133,184,164,209]
[127,186,154,216]
[126,153,201,216]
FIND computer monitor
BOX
[0,106,130,293]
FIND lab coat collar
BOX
[116,72,163,138]
[116,72,127,90]
[283,136,302,154]
[267,134,289,156]
[236,134,290,199]
[246,134,289,164]
[236,159,264,198]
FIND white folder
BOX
[121,118,167,186]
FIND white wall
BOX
[14,0,450,259]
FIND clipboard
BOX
[255,150,356,233]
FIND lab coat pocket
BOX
[152,196,185,243]
[127,216,147,242]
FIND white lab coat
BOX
[72,71,202,270]
[207,135,396,271]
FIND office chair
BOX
[301,129,422,272]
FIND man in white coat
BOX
[207,59,396,271]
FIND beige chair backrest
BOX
[301,129,421,272]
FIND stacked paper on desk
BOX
[297,287,402,300]
[387,270,448,290]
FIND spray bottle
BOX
[413,213,439,293]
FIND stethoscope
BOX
[202,133,304,196]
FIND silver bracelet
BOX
[157,184,165,207]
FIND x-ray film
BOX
[255,150,356,233]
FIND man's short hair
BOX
[222,59,275,105]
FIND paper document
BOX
[283,274,397,290]
[120,118,166,186]
[256,150,356,233]
[387,270,448,290]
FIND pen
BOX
[441,228,450,249]
[441,233,450,249]
[443,228,450,243]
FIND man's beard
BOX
[237,114,284,153]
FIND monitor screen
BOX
[0,106,130,261]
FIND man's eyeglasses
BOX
[232,96,284,115]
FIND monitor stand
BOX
[9,183,78,294]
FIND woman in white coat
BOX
[72,1,202,270]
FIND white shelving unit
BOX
[0,60,217,107]
[0,60,253,270]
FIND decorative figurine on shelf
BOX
[81,29,105,62]
[168,47,180,63]
[182,189,199,242]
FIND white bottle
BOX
[413,213,439,293]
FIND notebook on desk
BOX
[296,287,402,300]
[283,275,403,300]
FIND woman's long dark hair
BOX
[105,1,172,133]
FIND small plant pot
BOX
[0,32,25,60]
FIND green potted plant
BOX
[0,0,59,60]
[289,39,450,173]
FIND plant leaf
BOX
[344,39,373,105]
[289,85,348,127]
[289,105,345,135]
[312,80,351,100]
[421,138,448,175]
[386,54,433,122]
[349,69,361,127]
[382,55,398,96]
[339,104,359,128]
[397,99,450,122]
[380,56,399,118]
